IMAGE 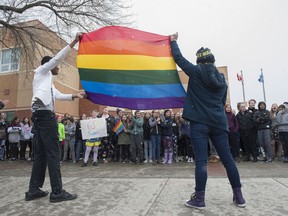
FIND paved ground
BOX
[0,159,288,216]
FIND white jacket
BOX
[32,45,73,106]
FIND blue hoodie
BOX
[171,41,228,131]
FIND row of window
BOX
[0,48,20,73]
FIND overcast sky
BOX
[131,0,288,109]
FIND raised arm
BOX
[170,33,198,76]
[36,33,82,74]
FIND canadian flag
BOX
[237,73,243,81]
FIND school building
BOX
[0,20,230,121]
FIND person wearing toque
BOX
[25,33,85,203]
[170,32,245,210]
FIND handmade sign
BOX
[80,118,107,139]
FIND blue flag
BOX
[258,72,264,83]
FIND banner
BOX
[77,26,186,110]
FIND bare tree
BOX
[0,0,132,69]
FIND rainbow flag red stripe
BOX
[112,120,125,135]
[77,26,186,109]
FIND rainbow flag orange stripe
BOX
[77,26,186,109]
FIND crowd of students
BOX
[1,99,288,165]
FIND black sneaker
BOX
[81,162,87,167]
[49,190,77,203]
[131,159,137,165]
[93,162,98,166]
[25,189,49,201]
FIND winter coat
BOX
[171,41,228,131]
[226,112,239,133]
[8,124,21,143]
[20,123,31,141]
[254,109,271,130]
[117,121,131,145]
[131,117,143,135]
[160,117,173,136]
[65,123,76,140]
[58,122,65,141]
[143,118,151,140]
[75,121,83,141]
[172,119,179,136]
[0,121,8,140]
[276,104,288,132]
[236,110,254,131]
[149,117,161,136]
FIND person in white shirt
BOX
[25,33,85,203]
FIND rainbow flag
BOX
[77,26,186,110]
[112,120,125,135]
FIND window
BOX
[0,48,20,72]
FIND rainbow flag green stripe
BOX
[77,26,186,109]
[78,68,180,85]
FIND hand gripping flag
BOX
[77,26,186,110]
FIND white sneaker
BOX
[187,158,191,163]
[149,159,153,163]
[190,158,194,163]
[144,160,148,163]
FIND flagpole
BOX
[240,70,246,103]
[261,68,267,104]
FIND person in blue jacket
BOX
[170,32,245,210]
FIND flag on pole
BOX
[77,26,186,110]
[237,73,243,81]
[258,72,264,83]
[112,120,126,135]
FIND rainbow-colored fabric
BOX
[77,26,186,109]
[112,120,125,135]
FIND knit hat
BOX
[196,47,215,64]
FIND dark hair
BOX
[22,117,30,126]
[41,56,52,65]
[11,116,19,125]
[67,116,74,123]
[248,99,256,104]
[80,113,86,120]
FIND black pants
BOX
[130,134,143,161]
[29,110,62,193]
[20,140,31,159]
[228,132,239,158]
[240,130,257,159]
[9,142,18,159]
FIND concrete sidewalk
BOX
[0,161,288,215]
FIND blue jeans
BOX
[144,139,152,160]
[190,122,242,191]
[75,140,85,161]
[151,135,161,161]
